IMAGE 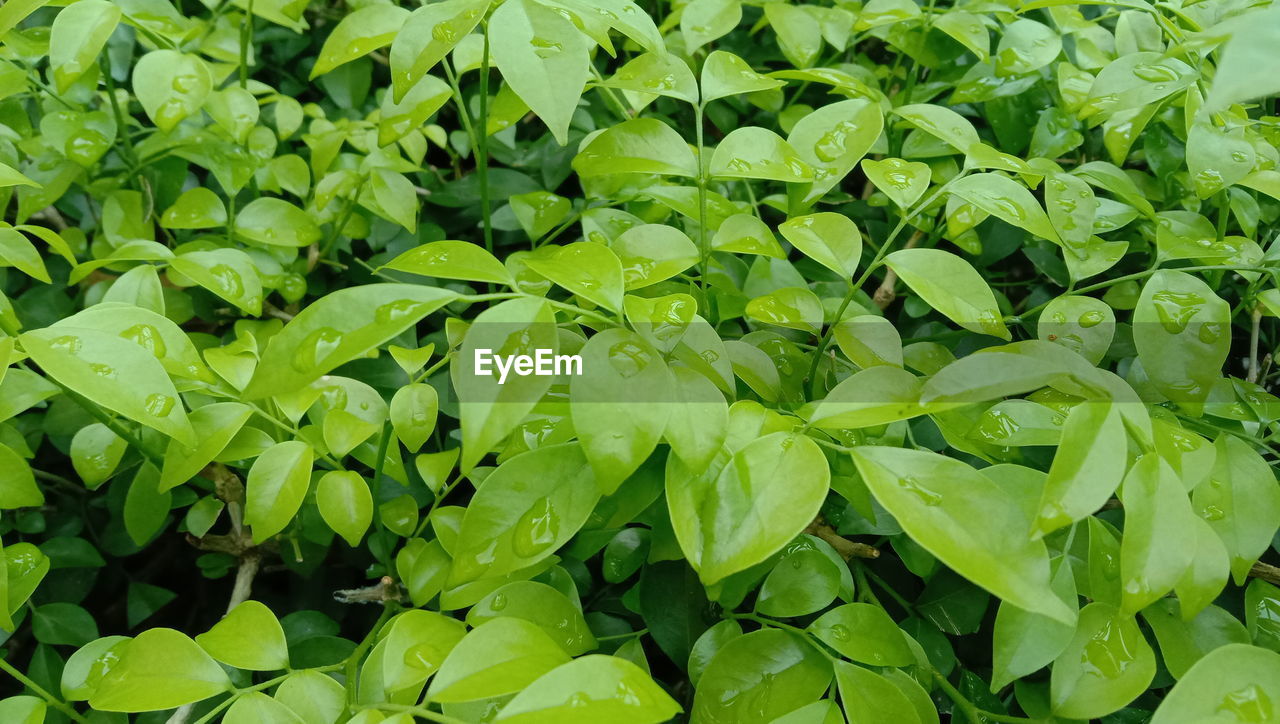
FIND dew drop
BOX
[143,393,175,417]
[512,496,560,558]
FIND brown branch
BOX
[804,517,879,560]
[334,576,406,605]
[1252,561,1280,586]
[873,230,924,310]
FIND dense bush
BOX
[0,0,1279,721]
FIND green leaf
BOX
[1133,270,1229,408]
[235,198,321,248]
[224,692,305,724]
[495,655,681,723]
[669,431,830,585]
[32,602,98,646]
[1203,7,1280,112]
[21,326,195,445]
[0,228,50,283]
[991,556,1077,690]
[428,618,571,703]
[835,660,922,724]
[892,104,980,153]
[490,0,590,145]
[808,366,929,429]
[160,403,252,491]
[311,4,409,79]
[994,19,1060,77]
[573,118,698,178]
[389,0,489,102]
[1050,603,1156,719]
[90,628,233,712]
[195,600,290,671]
[525,242,625,313]
[0,162,38,189]
[1149,643,1280,723]
[467,581,596,655]
[448,443,600,584]
[316,471,372,547]
[0,443,42,509]
[779,213,862,279]
[611,224,699,290]
[691,629,831,723]
[61,636,130,701]
[379,74,450,146]
[600,52,698,105]
[711,213,784,258]
[454,297,558,470]
[884,248,1011,340]
[756,548,841,617]
[810,603,915,667]
[850,446,1074,623]
[49,0,119,92]
[368,169,418,233]
[862,158,930,209]
[244,441,313,543]
[242,284,456,398]
[1037,295,1114,365]
[1196,435,1280,583]
[170,249,263,316]
[681,0,741,52]
[375,609,467,695]
[1142,600,1249,679]
[949,173,1060,244]
[1119,454,1199,614]
[274,670,345,724]
[1080,53,1195,120]
[382,240,513,285]
[0,696,44,724]
[160,188,227,229]
[390,383,438,453]
[124,464,169,545]
[571,329,673,493]
[131,51,212,133]
[700,50,784,103]
[1031,401,1127,537]
[709,127,813,183]
[746,287,823,335]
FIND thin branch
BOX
[804,516,879,560]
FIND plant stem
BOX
[363,703,469,724]
[477,22,493,256]
[694,101,710,297]
[0,655,91,724]
[345,603,397,712]
[1016,264,1274,321]
[239,0,254,88]
[805,173,965,394]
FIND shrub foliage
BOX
[0,0,1279,722]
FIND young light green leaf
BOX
[0,444,42,510]
[389,0,488,102]
[950,173,1060,244]
[574,118,698,177]
[835,660,922,724]
[709,127,813,183]
[884,248,1011,340]
[700,50,784,102]
[195,600,289,671]
[448,443,600,584]
[242,284,457,398]
[681,0,741,52]
[1032,402,1127,537]
[131,51,212,133]
[810,603,915,667]
[779,213,862,279]
[90,628,233,712]
[1195,435,1280,584]
[525,242,625,313]
[669,431,830,585]
[467,581,595,655]
[1133,270,1229,408]
[571,329,674,494]
[495,655,680,723]
[490,0,590,145]
[160,188,227,229]
[390,383,438,453]
[311,4,408,79]
[170,249,263,316]
[429,618,571,703]
[1149,644,1280,723]
[1050,603,1155,719]
[235,198,321,247]
[21,327,194,445]
[49,0,120,93]
[850,446,1073,623]
[1119,454,1199,614]
[601,52,698,104]
[691,629,831,723]
[382,240,512,285]
[244,441,313,543]
[316,471,372,547]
